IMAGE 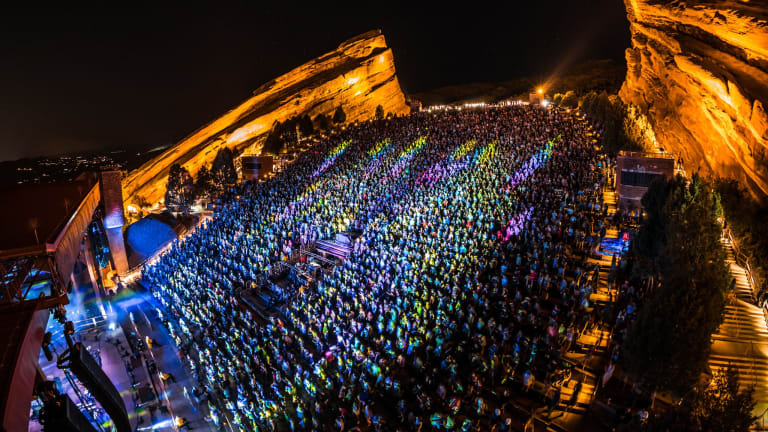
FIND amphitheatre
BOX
[4,2,768,432]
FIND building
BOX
[616,151,676,209]
[0,169,130,432]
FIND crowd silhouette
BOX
[142,105,609,431]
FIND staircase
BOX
[709,236,768,426]
[548,186,620,430]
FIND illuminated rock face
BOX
[122,30,409,207]
[620,0,768,197]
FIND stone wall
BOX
[122,30,409,207]
[620,0,768,197]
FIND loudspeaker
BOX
[68,342,131,432]
[40,394,99,432]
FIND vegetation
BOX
[194,165,214,198]
[576,91,643,155]
[332,105,346,124]
[411,59,626,106]
[716,178,768,287]
[624,175,729,395]
[211,147,238,187]
[558,90,579,108]
[262,128,285,156]
[647,365,755,432]
[164,163,195,213]
[314,113,331,131]
[375,104,385,121]
[298,114,314,137]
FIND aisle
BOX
[548,185,620,431]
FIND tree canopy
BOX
[624,175,729,394]
[647,365,755,432]
[262,129,285,156]
[195,165,214,198]
[211,147,238,187]
[315,113,331,131]
[298,114,314,137]
[165,163,195,213]
[375,104,385,121]
[560,90,578,108]
[578,90,651,155]
[332,105,346,124]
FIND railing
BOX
[725,227,759,300]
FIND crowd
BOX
[142,105,609,431]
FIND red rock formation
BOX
[122,30,409,208]
[620,0,768,197]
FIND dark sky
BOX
[0,2,630,162]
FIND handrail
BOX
[725,227,759,299]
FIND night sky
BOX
[0,2,630,162]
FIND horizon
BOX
[0,2,629,162]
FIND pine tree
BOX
[648,365,756,432]
[298,114,314,137]
[624,176,728,394]
[375,104,385,121]
[332,105,346,124]
[211,147,237,188]
[262,130,284,156]
[195,165,214,197]
[561,91,578,108]
[165,163,195,213]
[315,113,331,131]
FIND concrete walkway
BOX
[709,236,768,427]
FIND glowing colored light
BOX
[537,88,544,94]
[451,139,477,160]
[476,141,498,164]
[367,138,391,158]
[398,136,426,160]
[311,139,351,178]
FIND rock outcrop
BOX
[122,30,409,208]
[620,0,768,197]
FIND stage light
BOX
[537,88,544,95]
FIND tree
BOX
[375,104,385,121]
[332,105,346,124]
[211,147,238,187]
[716,178,768,285]
[315,113,331,131]
[165,163,195,213]
[560,91,578,108]
[624,175,729,394]
[647,365,755,432]
[298,114,314,137]
[262,129,285,156]
[577,90,644,154]
[195,165,214,198]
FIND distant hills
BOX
[410,59,626,106]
